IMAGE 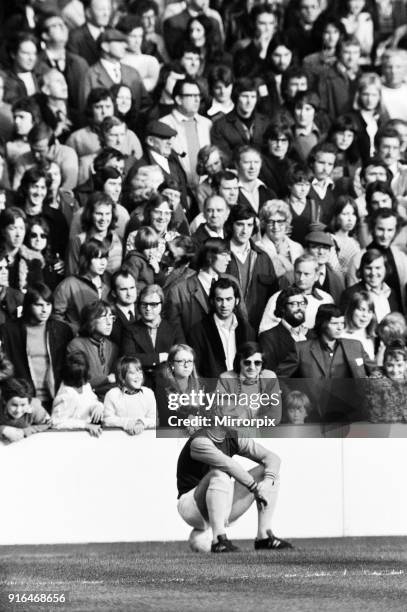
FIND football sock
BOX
[206,471,234,543]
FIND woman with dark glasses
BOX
[215,341,282,425]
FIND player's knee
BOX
[207,469,232,490]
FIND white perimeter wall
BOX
[1,428,406,545]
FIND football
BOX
[188,528,212,553]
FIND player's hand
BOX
[90,404,104,423]
[253,482,268,509]
[86,423,102,437]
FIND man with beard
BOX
[259,286,308,371]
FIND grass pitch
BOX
[1,537,407,612]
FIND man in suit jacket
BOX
[192,195,229,248]
[121,284,184,388]
[188,278,255,385]
[79,29,150,115]
[211,78,271,161]
[109,269,138,347]
[304,229,345,305]
[259,286,308,372]
[277,304,376,422]
[67,0,112,66]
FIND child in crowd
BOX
[285,390,311,424]
[103,356,156,434]
[0,378,50,443]
[366,340,407,423]
[51,351,104,437]
[376,312,407,365]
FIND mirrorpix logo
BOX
[167,389,280,428]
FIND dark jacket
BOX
[187,313,255,383]
[67,24,100,67]
[226,242,278,331]
[259,322,297,372]
[0,287,24,325]
[318,63,361,120]
[0,318,73,395]
[163,9,221,59]
[3,69,40,105]
[211,110,271,160]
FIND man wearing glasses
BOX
[161,77,212,187]
[259,286,308,372]
[121,284,184,389]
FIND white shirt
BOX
[17,72,36,96]
[230,240,251,264]
[214,313,238,371]
[149,149,170,175]
[382,84,407,121]
[207,100,234,118]
[197,269,217,296]
[87,22,103,41]
[238,178,265,214]
[311,177,334,200]
[281,319,308,342]
[101,58,121,84]
[116,303,136,321]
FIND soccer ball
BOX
[188,528,212,553]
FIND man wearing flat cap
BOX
[79,27,150,114]
[304,227,345,303]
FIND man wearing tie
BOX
[110,269,138,347]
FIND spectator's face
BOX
[161,188,181,208]
[212,81,232,104]
[92,203,112,233]
[104,124,126,150]
[31,138,49,162]
[232,217,255,245]
[48,162,62,191]
[204,197,228,230]
[238,151,261,181]
[27,178,47,215]
[44,71,69,100]
[382,56,406,88]
[271,45,292,73]
[176,83,201,116]
[88,0,111,27]
[340,44,361,71]
[268,134,289,159]
[189,19,206,47]
[4,218,25,250]
[113,274,137,306]
[338,203,357,232]
[384,356,406,380]
[172,349,194,379]
[333,129,354,151]
[284,294,306,327]
[6,397,30,420]
[359,85,380,112]
[115,86,132,115]
[43,16,68,45]
[13,110,34,136]
[218,178,239,206]
[139,292,162,323]
[373,216,397,248]
[307,241,331,265]
[211,250,231,274]
[180,53,201,77]
[150,201,172,234]
[92,97,114,123]
[27,224,48,253]
[294,103,315,128]
[127,27,144,54]
[287,404,307,424]
[290,180,311,200]
[370,191,393,212]
[364,164,387,184]
[394,122,407,152]
[147,135,173,158]
[213,287,237,319]
[103,177,122,203]
[322,316,345,341]
[322,24,341,50]
[265,213,288,242]
[30,297,52,324]
[0,258,9,287]
[106,40,127,61]
[14,40,37,72]
[286,76,308,99]
[236,91,257,117]
[141,9,156,34]
[205,150,223,175]
[125,363,143,390]
[89,253,108,277]
[362,256,386,288]
[255,12,276,39]
[348,0,365,15]
[294,261,318,292]
[240,352,263,380]
[351,300,373,330]
[313,152,335,180]
[299,0,320,25]
[379,137,400,167]
[94,309,115,336]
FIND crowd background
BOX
[2,0,407,442]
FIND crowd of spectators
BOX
[2,0,407,443]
